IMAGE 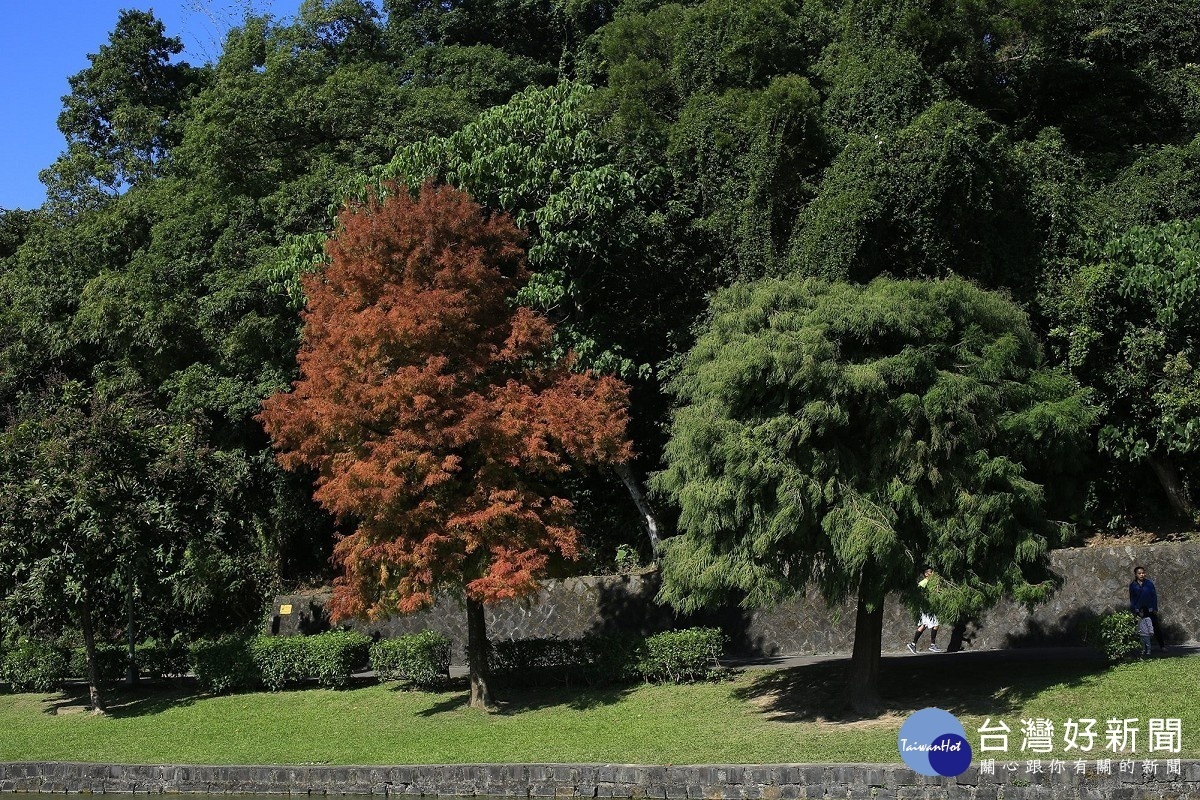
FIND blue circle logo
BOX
[898,707,973,776]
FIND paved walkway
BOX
[439,644,1199,677]
[719,643,1200,670]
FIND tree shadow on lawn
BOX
[733,649,1112,724]
[46,680,204,718]
[398,678,639,716]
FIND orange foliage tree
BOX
[259,183,632,708]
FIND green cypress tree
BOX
[654,276,1094,713]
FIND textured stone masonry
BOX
[271,542,1200,662]
[2,761,1200,798]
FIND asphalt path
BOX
[719,643,1200,671]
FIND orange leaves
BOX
[259,183,632,623]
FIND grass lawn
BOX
[0,651,1195,765]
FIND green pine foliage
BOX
[655,276,1093,620]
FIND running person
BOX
[907,568,942,653]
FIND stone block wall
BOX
[270,541,1200,662]
[3,760,1199,798]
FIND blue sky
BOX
[0,1,299,211]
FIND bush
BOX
[2,640,69,693]
[488,628,724,687]
[489,634,640,687]
[1085,610,1141,662]
[307,630,371,689]
[636,628,725,683]
[137,641,189,679]
[370,631,452,687]
[249,631,372,691]
[68,641,189,682]
[69,643,126,683]
[189,636,258,694]
[251,635,311,691]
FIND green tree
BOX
[790,101,1039,295]
[41,10,203,208]
[1046,219,1200,521]
[654,276,1093,713]
[0,384,186,711]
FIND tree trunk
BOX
[78,600,107,715]
[849,565,884,717]
[1147,454,1196,521]
[614,462,663,557]
[466,597,495,710]
[125,581,139,685]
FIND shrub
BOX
[189,636,258,694]
[635,628,724,683]
[69,643,126,683]
[68,641,189,682]
[307,630,372,689]
[2,640,69,693]
[1084,610,1141,662]
[251,635,311,691]
[136,641,189,679]
[489,634,640,687]
[370,631,452,687]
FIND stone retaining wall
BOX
[272,542,1200,662]
[3,761,1199,798]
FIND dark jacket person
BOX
[1129,566,1166,650]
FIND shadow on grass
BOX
[46,680,205,718]
[733,650,1113,723]
[390,676,639,716]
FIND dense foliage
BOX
[369,630,452,686]
[1084,610,1143,663]
[2,0,1199,711]
[259,183,633,707]
[487,627,723,686]
[654,277,1093,709]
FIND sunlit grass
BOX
[0,653,1195,765]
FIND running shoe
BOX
[928,643,943,652]
[906,642,917,654]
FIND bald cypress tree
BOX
[654,276,1093,714]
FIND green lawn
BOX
[0,653,1195,765]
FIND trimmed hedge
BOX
[189,636,258,694]
[190,632,373,694]
[489,634,639,687]
[2,640,69,693]
[67,641,190,683]
[251,635,311,691]
[370,630,451,687]
[249,631,372,691]
[489,627,724,687]
[137,641,190,679]
[307,630,371,689]
[637,628,724,682]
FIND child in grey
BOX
[1138,612,1155,656]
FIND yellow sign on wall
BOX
[279,604,293,615]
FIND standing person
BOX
[1137,611,1155,657]
[907,568,943,653]
[1129,565,1167,651]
